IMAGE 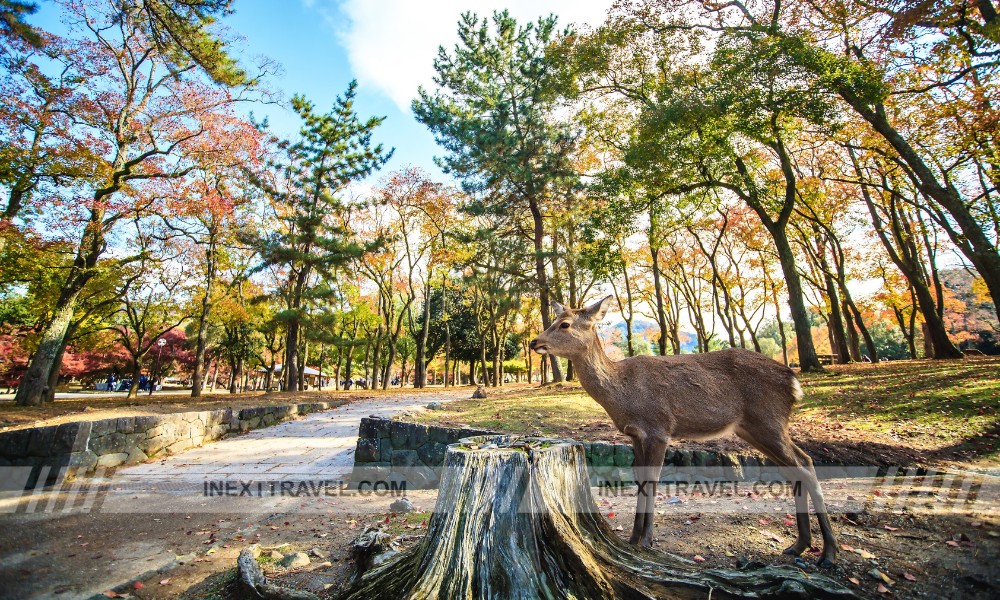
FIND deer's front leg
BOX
[638,438,669,547]
[627,435,646,545]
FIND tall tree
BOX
[413,11,578,382]
[254,84,391,393]
[13,0,260,406]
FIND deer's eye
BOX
[559,322,570,329]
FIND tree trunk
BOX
[339,436,853,599]
[191,238,216,398]
[824,272,851,364]
[842,300,862,362]
[127,357,142,399]
[529,198,563,383]
[650,245,669,356]
[771,227,821,371]
[285,316,299,393]
[15,291,81,406]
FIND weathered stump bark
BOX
[337,436,854,599]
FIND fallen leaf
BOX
[848,577,860,585]
[884,525,899,531]
[759,519,770,525]
[945,540,960,547]
[608,512,617,519]
[133,581,144,590]
[877,583,889,594]
[693,555,706,562]
[159,579,170,585]
[783,519,795,527]
[903,573,916,582]
[840,544,855,552]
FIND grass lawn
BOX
[410,357,1000,468]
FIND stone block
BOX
[140,435,170,457]
[379,437,392,460]
[90,432,126,455]
[613,444,634,468]
[26,426,57,457]
[390,422,411,449]
[358,417,381,440]
[96,453,128,468]
[693,451,717,468]
[427,425,455,445]
[69,451,98,471]
[53,422,91,454]
[91,419,117,438]
[417,442,448,467]
[407,424,429,447]
[590,442,615,468]
[355,438,380,463]
[115,417,137,434]
[0,429,31,458]
[133,415,160,432]
[125,446,148,465]
[261,413,277,426]
[166,438,193,454]
[390,449,420,468]
[238,407,265,420]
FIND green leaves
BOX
[413,10,577,206]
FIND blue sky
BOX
[32,0,614,184]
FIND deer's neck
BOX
[571,337,621,406]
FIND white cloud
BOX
[329,0,613,112]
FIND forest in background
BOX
[1,0,998,406]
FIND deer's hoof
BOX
[816,556,836,569]
[782,544,807,557]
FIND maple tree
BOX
[9,0,263,405]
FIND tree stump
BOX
[337,436,854,599]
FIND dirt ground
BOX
[109,479,997,600]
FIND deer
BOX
[529,296,838,567]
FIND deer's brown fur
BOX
[529,296,837,567]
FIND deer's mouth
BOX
[533,344,549,354]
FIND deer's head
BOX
[529,296,613,358]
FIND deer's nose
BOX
[529,339,538,349]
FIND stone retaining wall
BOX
[0,401,344,486]
[351,417,865,489]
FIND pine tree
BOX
[255,82,392,392]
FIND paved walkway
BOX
[113,389,470,483]
[1,392,467,598]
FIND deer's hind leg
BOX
[790,442,838,567]
[736,428,835,565]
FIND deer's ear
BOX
[551,301,568,316]
[584,295,613,322]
